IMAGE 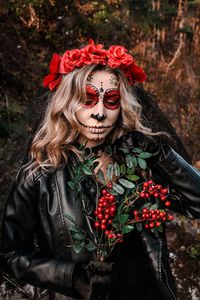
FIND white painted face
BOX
[75,70,121,147]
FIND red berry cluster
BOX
[94,185,116,231]
[133,181,174,229]
[140,180,170,207]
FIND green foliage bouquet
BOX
[65,143,173,261]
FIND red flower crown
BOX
[43,39,147,91]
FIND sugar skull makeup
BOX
[75,70,121,147]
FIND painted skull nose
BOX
[91,113,106,122]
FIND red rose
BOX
[128,62,147,82]
[50,53,61,74]
[108,45,133,68]
[81,42,107,65]
[43,53,62,90]
[59,49,83,73]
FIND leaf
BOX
[105,145,113,154]
[67,181,75,190]
[71,232,85,240]
[138,152,152,159]
[64,214,75,224]
[126,154,133,168]
[109,188,119,196]
[82,166,93,175]
[112,182,124,195]
[106,163,113,181]
[122,225,135,234]
[114,162,120,176]
[127,166,135,175]
[120,164,126,174]
[119,214,129,224]
[118,147,129,154]
[125,175,140,181]
[85,241,97,251]
[138,158,147,170]
[149,204,158,210]
[117,201,125,219]
[156,224,163,232]
[98,169,106,183]
[69,225,80,232]
[92,161,99,170]
[132,147,142,153]
[119,179,135,189]
[132,157,138,168]
[136,222,143,232]
[73,241,84,254]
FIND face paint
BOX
[75,70,121,147]
[82,86,120,110]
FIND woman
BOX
[0,40,200,300]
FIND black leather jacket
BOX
[1,132,200,300]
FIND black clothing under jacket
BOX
[1,132,200,300]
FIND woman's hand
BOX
[73,261,114,300]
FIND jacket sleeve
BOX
[152,146,200,219]
[0,168,77,296]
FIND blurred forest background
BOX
[0,0,200,299]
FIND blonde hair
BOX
[26,64,158,174]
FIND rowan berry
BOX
[165,201,171,207]
[156,209,160,215]
[94,210,98,215]
[108,234,113,238]
[143,208,148,213]
[112,234,116,239]
[133,210,138,216]
[110,206,116,213]
[144,224,149,229]
[98,213,103,219]
[148,180,153,184]
[142,214,146,219]
[143,182,149,187]
[149,187,154,191]
[101,224,106,230]
[150,210,155,214]
[152,214,157,220]
[119,239,123,243]
[108,184,113,188]
[102,189,107,195]
[105,214,110,220]
[154,192,159,197]
[156,221,161,227]
[162,217,167,222]
[103,201,108,207]
[97,207,102,212]
[162,189,168,194]
[136,217,140,221]
[149,222,154,228]
[145,213,150,219]
[109,195,114,201]
[94,221,100,227]
[140,192,145,197]
[105,230,109,235]
[101,219,106,224]
[105,208,110,213]
[145,193,150,198]
[168,215,174,221]
[108,219,112,225]
[157,185,162,189]
[161,196,166,201]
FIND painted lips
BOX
[89,127,106,133]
